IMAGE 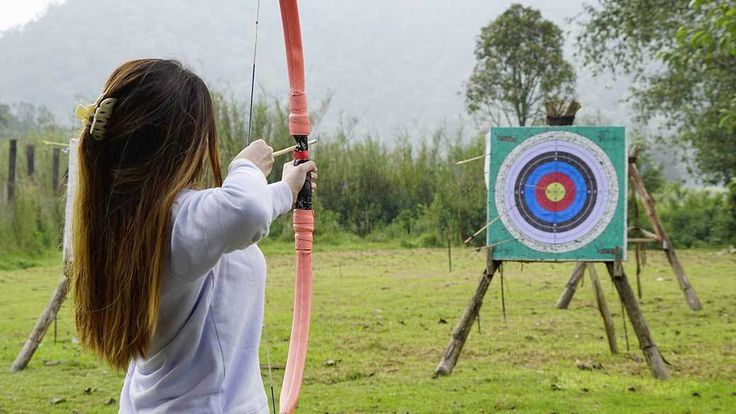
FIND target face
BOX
[487,127,626,261]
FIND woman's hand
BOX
[234,139,274,176]
[281,161,318,207]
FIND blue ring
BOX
[523,161,588,224]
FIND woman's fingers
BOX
[299,160,317,173]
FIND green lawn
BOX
[0,247,734,413]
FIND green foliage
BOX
[656,183,736,247]
[0,96,489,260]
[466,4,575,126]
[208,92,486,246]
[577,0,736,188]
[3,94,734,265]
[673,0,736,131]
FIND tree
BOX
[0,103,12,130]
[465,4,575,126]
[670,0,736,131]
[577,0,736,187]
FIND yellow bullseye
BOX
[545,182,566,202]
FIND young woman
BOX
[71,58,316,413]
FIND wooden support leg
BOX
[11,276,70,372]
[635,242,643,299]
[587,264,618,354]
[630,163,701,311]
[434,252,500,377]
[662,245,702,311]
[630,171,643,299]
[555,262,586,309]
[7,139,17,201]
[605,262,668,379]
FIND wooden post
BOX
[629,167,643,298]
[605,261,668,379]
[555,262,586,309]
[587,263,618,354]
[447,228,452,273]
[7,139,17,201]
[11,275,70,372]
[434,250,500,377]
[629,163,702,311]
[25,144,35,178]
[52,147,61,193]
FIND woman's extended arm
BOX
[168,158,292,279]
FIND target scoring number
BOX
[494,131,619,253]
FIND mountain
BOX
[0,0,637,140]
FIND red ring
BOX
[534,172,576,212]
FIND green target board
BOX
[486,126,627,262]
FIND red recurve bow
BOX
[278,1,313,413]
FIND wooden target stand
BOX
[436,110,674,380]
[555,146,702,312]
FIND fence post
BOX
[26,144,35,178]
[52,147,61,193]
[7,139,17,201]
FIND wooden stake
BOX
[587,264,618,354]
[7,139,17,201]
[11,275,70,372]
[555,262,586,309]
[605,261,669,379]
[629,163,702,310]
[52,148,61,193]
[434,250,500,377]
[25,144,35,178]
[446,228,452,273]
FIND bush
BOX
[655,183,736,247]
[2,96,734,265]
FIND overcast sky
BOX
[0,0,63,32]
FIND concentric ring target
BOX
[494,131,619,253]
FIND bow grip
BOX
[292,135,312,210]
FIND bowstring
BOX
[247,2,275,412]
[246,0,262,146]
[262,324,277,414]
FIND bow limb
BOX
[278,1,313,413]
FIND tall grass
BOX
[0,124,68,260]
[1,95,734,266]
[211,93,487,246]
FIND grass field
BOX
[0,246,734,413]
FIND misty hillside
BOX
[0,0,637,139]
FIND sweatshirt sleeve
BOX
[169,159,293,279]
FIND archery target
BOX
[494,130,619,253]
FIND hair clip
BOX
[74,95,118,141]
[75,103,96,127]
[89,98,117,141]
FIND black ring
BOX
[513,151,598,233]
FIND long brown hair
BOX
[72,59,223,369]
